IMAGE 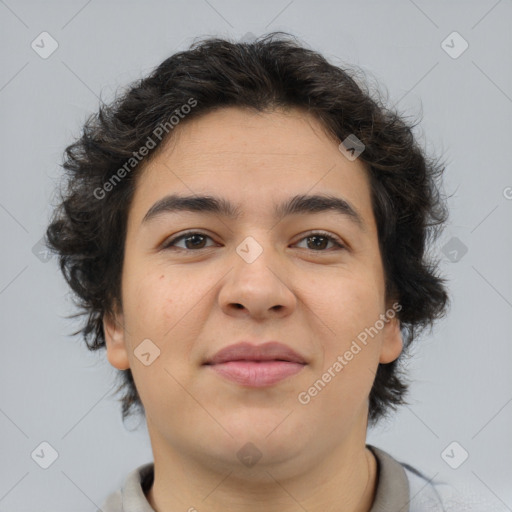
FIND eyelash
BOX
[162,230,345,252]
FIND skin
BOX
[104,106,403,512]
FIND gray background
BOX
[1,0,511,509]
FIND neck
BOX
[146,427,377,512]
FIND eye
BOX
[162,231,217,250]
[294,231,345,251]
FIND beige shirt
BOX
[99,445,466,511]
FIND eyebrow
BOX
[142,193,365,231]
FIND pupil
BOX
[309,236,326,249]
[187,235,205,248]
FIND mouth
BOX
[203,341,307,387]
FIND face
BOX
[104,107,402,476]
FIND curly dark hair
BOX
[46,32,449,426]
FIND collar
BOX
[367,444,411,511]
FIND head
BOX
[47,33,449,462]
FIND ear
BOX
[379,303,403,364]
[103,303,130,370]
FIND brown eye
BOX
[163,232,215,250]
[294,232,344,251]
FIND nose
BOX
[218,238,297,320]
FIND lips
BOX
[204,341,307,387]
[205,341,307,365]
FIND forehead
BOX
[154,106,342,168]
[129,107,375,232]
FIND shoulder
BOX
[401,457,508,512]
[99,462,155,512]
[100,488,122,511]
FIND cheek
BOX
[121,265,213,370]
[122,264,187,334]
[302,268,385,400]
[120,269,200,419]
[305,269,384,339]
[123,271,168,332]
